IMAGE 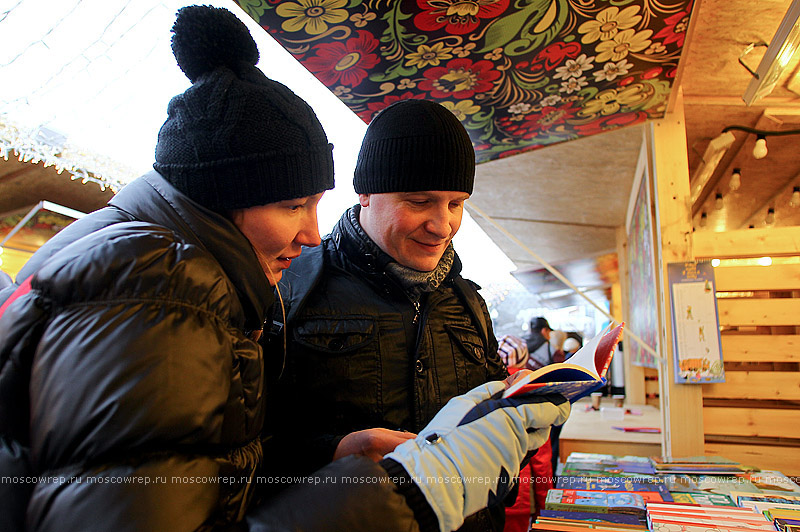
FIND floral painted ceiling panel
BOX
[236,0,694,163]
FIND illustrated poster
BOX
[627,173,659,368]
[668,261,725,383]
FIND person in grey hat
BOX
[0,7,570,532]
[270,99,513,530]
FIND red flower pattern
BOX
[414,0,509,35]
[574,111,647,137]
[303,30,380,87]
[526,42,582,73]
[498,102,578,139]
[357,92,427,122]
[654,10,690,47]
[418,58,500,99]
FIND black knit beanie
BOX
[353,99,475,194]
[153,5,334,212]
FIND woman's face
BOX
[232,192,324,285]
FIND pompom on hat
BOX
[154,5,334,212]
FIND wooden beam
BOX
[721,335,800,363]
[717,299,800,327]
[694,227,800,258]
[714,264,800,291]
[650,89,705,456]
[704,442,800,476]
[703,372,800,400]
[667,0,703,114]
[704,406,800,439]
[683,96,800,107]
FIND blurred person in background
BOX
[526,316,553,369]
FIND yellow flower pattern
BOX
[276,0,348,35]
[578,6,642,44]
[406,42,454,68]
[595,29,652,62]
[441,100,481,120]
[579,84,651,117]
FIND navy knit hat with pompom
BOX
[154,5,334,212]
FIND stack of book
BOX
[560,453,656,478]
[733,492,800,531]
[646,502,775,531]
[531,452,800,531]
[535,465,673,529]
[651,456,753,475]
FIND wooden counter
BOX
[558,400,663,463]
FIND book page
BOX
[562,323,608,376]
[502,323,624,400]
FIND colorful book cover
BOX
[546,490,646,515]
[647,505,774,531]
[766,508,800,521]
[739,501,800,515]
[538,509,643,525]
[503,323,624,402]
[550,488,666,504]
[532,519,646,531]
[774,518,800,532]
[556,477,672,501]
[646,502,771,520]
[731,492,800,507]
[535,517,646,530]
[670,492,736,506]
[648,516,775,532]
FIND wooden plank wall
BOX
[694,228,800,476]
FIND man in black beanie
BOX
[273,99,510,531]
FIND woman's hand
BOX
[333,428,417,462]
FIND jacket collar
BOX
[331,204,463,278]
[110,171,272,331]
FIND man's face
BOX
[358,190,470,272]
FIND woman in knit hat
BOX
[0,6,569,532]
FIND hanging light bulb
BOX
[729,168,741,191]
[699,212,708,228]
[715,193,724,210]
[765,208,775,224]
[791,186,800,208]
[753,135,768,159]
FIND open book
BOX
[503,322,624,402]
